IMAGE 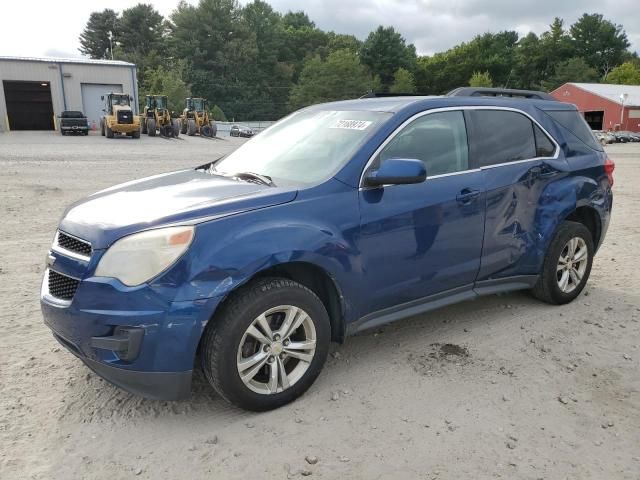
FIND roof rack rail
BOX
[359,92,427,99]
[447,87,556,101]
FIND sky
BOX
[0,0,638,59]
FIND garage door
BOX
[3,80,54,130]
[81,83,122,129]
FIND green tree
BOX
[538,18,575,82]
[280,18,329,82]
[141,62,191,113]
[360,26,417,90]
[543,58,599,91]
[78,9,120,59]
[211,104,228,121]
[469,71,493,87]
[415,31,518,94]
[390,68,416,93]
[606,61,640,85]
[513,32,545,89]
[570,13,631,78]
[289,49,375,108]
[326,33,362,55]
[113,4,166,82]
[169,0,257,119]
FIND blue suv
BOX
[41,88,614,411]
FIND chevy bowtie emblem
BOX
[46,253,56,268]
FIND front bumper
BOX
[110,123,140,133]
[41,268,223,400]
[52,331,192,400]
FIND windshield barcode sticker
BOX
[331,120,372,130]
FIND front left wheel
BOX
[201,278,331,411]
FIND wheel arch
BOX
[209,261,347,344]
[564,205,602,251]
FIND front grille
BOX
[63,119,87,127]
[57,231,92,258]
[117,111,133,124]
[48,270,80,301]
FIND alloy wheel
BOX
[236,305,317,395]
[556,237,588,293]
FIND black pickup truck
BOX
[59,111,89,136]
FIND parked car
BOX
[230,124,254,137]
[59,111,89,136]
[41,88,614,411]
[618,131,640,142]
[593,130,613,145]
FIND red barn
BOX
[550,82,640,132]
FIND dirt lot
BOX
[1,132,638,480]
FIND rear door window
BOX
[467,110,536,167]
[534,125,556,157]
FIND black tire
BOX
[209,121,217,137]
[172,119,180,137]
[141,117,148,135]
[147,118,156,137]
[187,119,197,136]
[180,119,187,135]
[201,277,331,411]
[132,128,140,139]
[531,221,594,305]
[201,124,212,137]
[100,120,105,136]
[106,125,114,139]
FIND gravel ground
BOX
[1,132,639,480]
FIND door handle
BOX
[456,189,481,204]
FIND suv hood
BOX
[59,169,297,249]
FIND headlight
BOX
[95,226,194,286]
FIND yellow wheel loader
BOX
[179,97,217,137]
[140,95,180,138]
[100,93,140,139]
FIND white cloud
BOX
[0,0,637,59]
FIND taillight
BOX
[604,157,615,187]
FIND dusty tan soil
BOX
[1,132,638,480]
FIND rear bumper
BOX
[52,332,192,400]
[61,126,88,131]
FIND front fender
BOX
[149,183,362,322]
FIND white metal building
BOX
[0,56,138,132]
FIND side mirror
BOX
[364,158,426,187]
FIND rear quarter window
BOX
[542,110,603,152]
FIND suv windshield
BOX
[213,109,390,184]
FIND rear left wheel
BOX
[201,278,331,411]
[532,221,593,305]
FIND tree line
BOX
[79,1,640,121]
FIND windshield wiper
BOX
[229,171,274,186]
